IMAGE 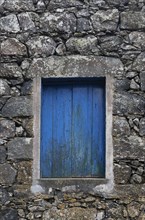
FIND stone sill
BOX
[36,178,109,193]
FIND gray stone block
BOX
[27,56,124,79]
[0,63,23,79]
[4,0,34,11]
[129,32,145,50]
[40,12,76,34]
[21,81,32,95]
[1,38,27,56]
[0,119,15,138]
[0,209,18,220]
[0,187,10,205]
[77,18,91,32]
[114,78,130,91]
[113,116,130,137]
[66,36,98,55]
[42,208,97,220]
[18,12,38,32]
[127,202,141,218]
[106,0,129,6]
[0,163,16,184]
[114,136,145,160]
[26,36,56,57]
[7,138,33,160]
[114,164,131,184]
[0,14,20,33]
[0,147,6,164]
[140,72,145,91]
[48,0,83,9]
[120,12,145,30]
[22,118,33,137]
[91,9,119,32]
[113,92,145,115]
[89,0,107,7]
[139,118,145,136]
[132,52,145,72]
[100,36,122,51]
[0,98,7,110]
[0,79,10,96]
[2,96,32,117]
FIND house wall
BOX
[0,0,145,219]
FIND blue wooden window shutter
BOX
[40,78,106,178]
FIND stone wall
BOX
[0,0,145,219]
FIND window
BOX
[40,78,105,178]
[32,56,114,192]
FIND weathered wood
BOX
[41,78,105,178]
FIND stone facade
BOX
[0,0,145,219]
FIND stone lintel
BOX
[27,55,124,79]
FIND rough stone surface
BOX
[26,36,56,57]
[1,38,27,56]
[132,53,145,72]
[114,136,145,159]
[114,78,130,91]
[113,92,145,115]
[0,79,10,96]
[2,96,32,117]
[91,9,119,32]
[0,63,23,79]
[66,36,98,54]
[113,116,130,137]
[27,56,124,78]
[114,164,131,184]
[18,12,36,31]
[42,208,97,220]
[106,202,123,219]
[0,119,15,138]
[139,118,145,136]
[0,187,10,205]
[127,202,141,218]
[4,0,34,11]
[0,209,18,220]
[17,161,32,184]
[129,32,145,50]
[49,0,83,9]
[106,0,129,6]
[140,72,145,91]
[131,174,142,184]
[0,14,20,33]
[7,138,32,160]
[130,78,140,90]
[22,118,33,136]
[120,12,145,30]
[0,147,6,164]
[41,12,76,35]
[100,35,122,52]
[0,163,16,184]
[21,81,32,95]
[0,98,7,110]
[77,18,91,32]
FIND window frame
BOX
[32,75,113,193]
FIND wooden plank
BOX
[51,87,62,177]
[40,85,53,177]
[62,87,72,177]
[52,86,72,177]
[91,85,105,177]
[82,86,93,177]
[71,86,92,177]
